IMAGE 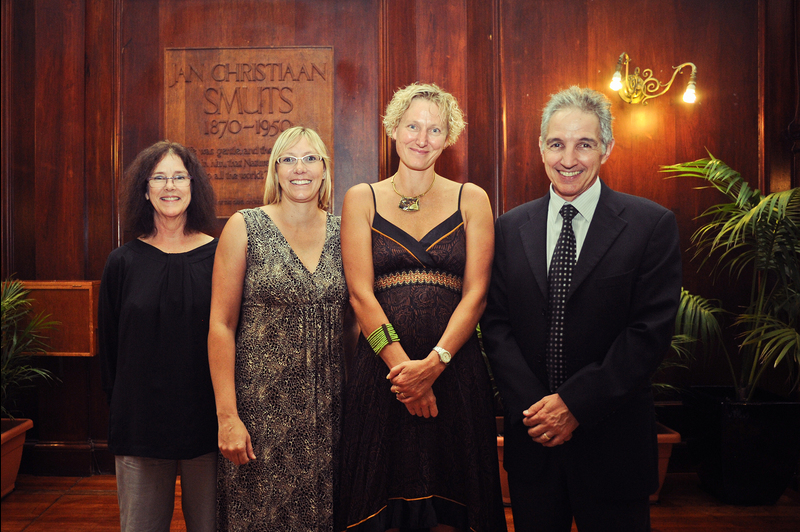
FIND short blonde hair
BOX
[263,126,332,210]
[383,82,466,147]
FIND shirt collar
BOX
[548,177,602,223]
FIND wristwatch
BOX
[432,346,451,366]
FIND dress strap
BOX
[368,184,377,213]
[458,183,464,210]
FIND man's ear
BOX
[601,138,616,164]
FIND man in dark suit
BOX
[482,86,682,531]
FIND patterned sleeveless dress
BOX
[337,186,507,532]
[217,208,348,532]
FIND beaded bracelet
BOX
[367,323,399,355]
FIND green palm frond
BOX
[661,155,760,209]
[662,155,800,401]
[674,289,725,351]
[737,314,800,392]
[737,314,800,368]
[1,278,60,418]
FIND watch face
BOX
[435,347,451,364]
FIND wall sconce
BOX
[609,52,697,105]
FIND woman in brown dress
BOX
[337,83,506,532]
[209,127,348,531]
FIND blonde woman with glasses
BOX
[209,126,349,531]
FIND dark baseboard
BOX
[19,440,115,476]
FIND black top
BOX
[99,238,219,459]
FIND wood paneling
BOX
[85,0,120,280]
[379,0,416,181]
[34,0,86,280]
[466,0,501,213]
[3,0,36,281]
[763,0,798,193]
[22,281,100,358]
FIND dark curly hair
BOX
[120,141,217,237]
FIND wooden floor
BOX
[1,473,799,531]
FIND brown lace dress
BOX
[337,186,506,532]
[217,209,347,532]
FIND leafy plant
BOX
[1,279,59,418]
[661,155,800,401]
[653,289,721,396]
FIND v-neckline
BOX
[373,210,461,245]
[258,209,329,275]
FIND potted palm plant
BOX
[1,278,58,497]
[661,155,800,505]
[648,300,700,502]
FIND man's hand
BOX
[523,393,579,447]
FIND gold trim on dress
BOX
[374,269,463,294]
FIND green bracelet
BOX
[367,323,399,355]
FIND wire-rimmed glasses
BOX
[147,174,192,188]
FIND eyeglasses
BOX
[148,175,192,188]
[276,155,323,166]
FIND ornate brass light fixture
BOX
[609,52,697,105]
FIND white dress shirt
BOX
[546,178,602,273]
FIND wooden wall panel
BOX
[2,0,36,280]
[763,0,798,193]
[330,2,380,205]
[34,0,86,280]
[466,0,500,212]
[119,0,161,174]
[85,0,120,281]
[413,0,468,183]
[380,0,417,181]
[500,0,591,212]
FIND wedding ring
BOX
[542,432,551,441]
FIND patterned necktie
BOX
[546,204,578,393]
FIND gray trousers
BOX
[115,452,217,532]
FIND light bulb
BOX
[683,84,696,103]
[610,71,622,91]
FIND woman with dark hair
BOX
[209,126,348,530]
[99,140,219,532]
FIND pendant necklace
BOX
[391,174,436,212]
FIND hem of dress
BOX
[341,495,474,532]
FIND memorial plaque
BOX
[165,47,334,217]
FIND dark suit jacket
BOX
[482,180,682,500]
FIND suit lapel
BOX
[570,183,627,299]
[519,197,549,299]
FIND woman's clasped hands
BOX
[387,351,446,418]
